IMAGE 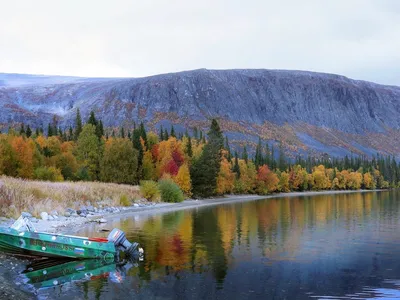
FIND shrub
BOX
[158,179,184,203]
[140,180,160,201]
[119,194,131,207]
[34,167,64,182]
[75,166,90,181]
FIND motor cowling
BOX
[107,228,142,258]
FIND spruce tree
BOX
[190,119,224,197]
[186,136,193,157]
[271,145,276,169]
[47,123,53,137]
[120,127,125,138]
[68,126,73,141]
[255,137,263,168]
[278,142,286,170]
[233,151,241,179]
[58,127,63,140]
[19,124,26,136]
[74,108,83,140]
[88,111,98,127]
[95,120,104,140]
[242,146,248,163]
[225,136,231,162]
[132,123,148,182]
[193,127,199,140]
[159,125,164,141]
[139,122,147,146]
[170,125,176,138]
[265,144,270,167]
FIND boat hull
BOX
[0,227,116,259]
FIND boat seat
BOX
[88,237,109,243]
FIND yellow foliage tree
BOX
[346,172,362,190]
[142,150,156,180]
[174,163,192,196]
[278,171,290,192]
[35,135,47,150]
[363,172,375,189]
[311,165,330,190]
[216,150,235,195]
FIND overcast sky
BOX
[1,0,399,85]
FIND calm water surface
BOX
[19,191,400,299]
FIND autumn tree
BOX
[216,150,235,195]
[289,165,308,191]
[0,135,18,176]
[256,165,279,194]
[11,137,36,179]
[311,165,330,190]
[174,163,192,196]
[363,172,375,189]
[278,171,290,192]
[142,150,156,180]
[346,171,362,190]
[234,159,256,194]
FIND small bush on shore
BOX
[158,179,184,203]
[119,194,130,206]
[140,180,160,201]
[34,167,64,182]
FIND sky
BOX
[1,0,400,85]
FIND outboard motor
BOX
[107,228,143,259]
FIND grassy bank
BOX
[0,176,141,218]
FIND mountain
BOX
[1,69,400,158]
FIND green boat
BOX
[0,213,143,260]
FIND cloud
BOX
[0,0,399,85]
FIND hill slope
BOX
[1,69,400,157]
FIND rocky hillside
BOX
[1,69,400,158]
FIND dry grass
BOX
[0,176,141,218]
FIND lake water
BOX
[18,191,400,299]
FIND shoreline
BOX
[0,189,387,236]
[66,189,385,234]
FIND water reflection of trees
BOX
[114,191,399,288]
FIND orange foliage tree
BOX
[11,137,35,179]
[256,165,279,194]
